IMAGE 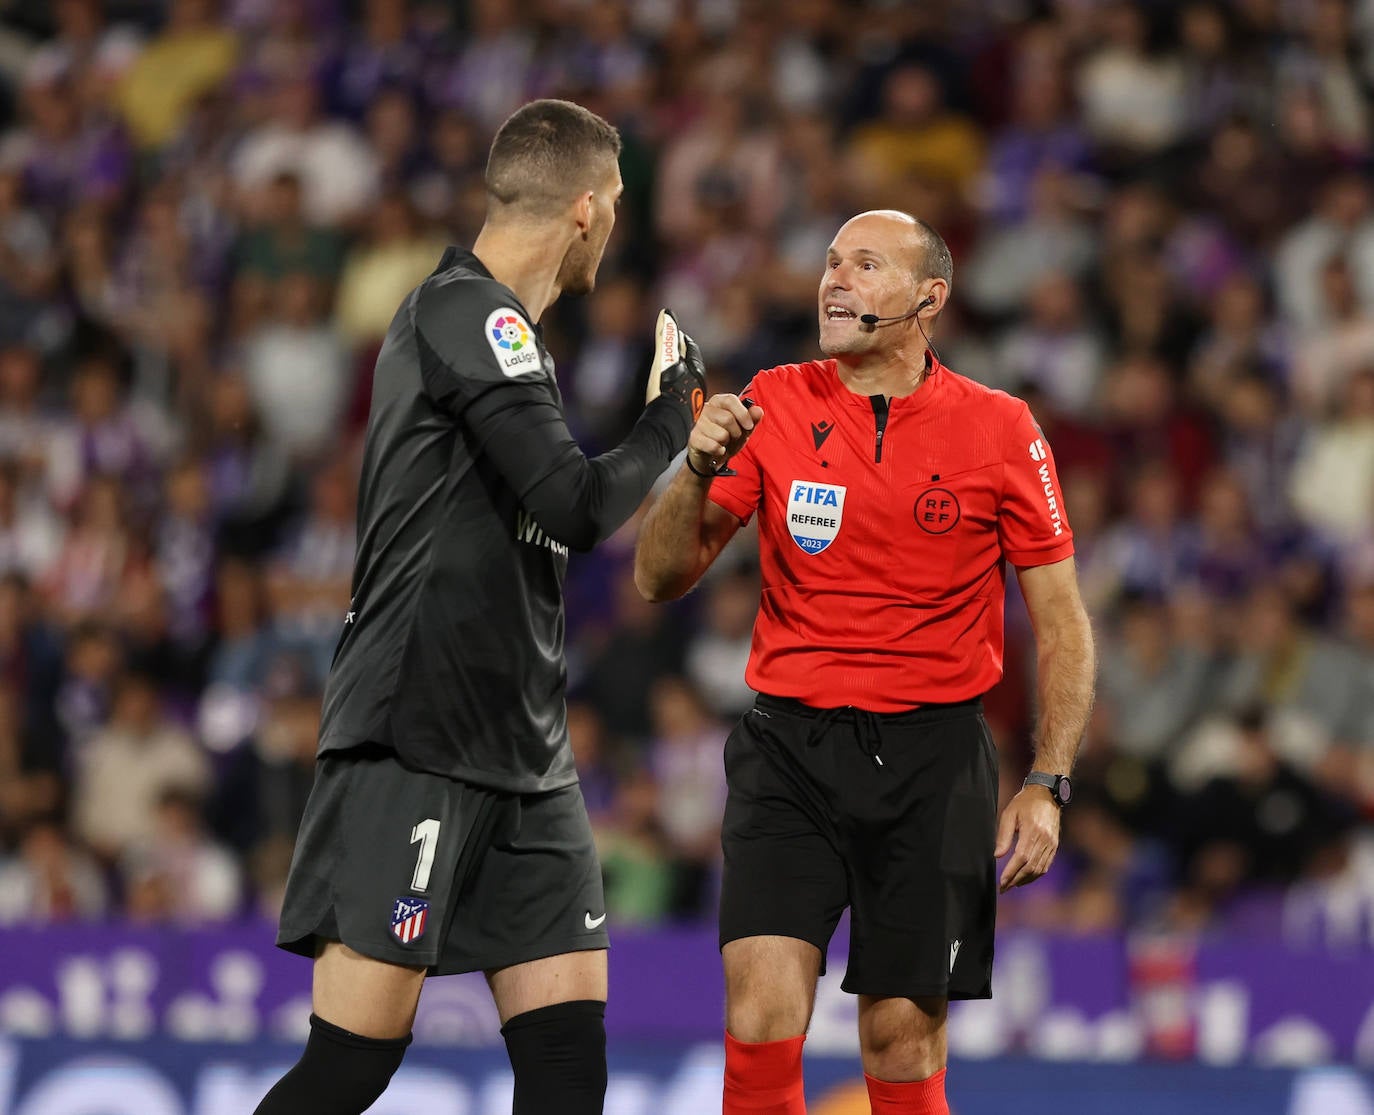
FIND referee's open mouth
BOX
[824,303,859,322]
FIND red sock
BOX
[865,1068,948,1114]
[723,1031,807,1114]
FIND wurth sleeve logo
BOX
[1027,440,1063,536]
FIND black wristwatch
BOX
[1024,771,1072,807]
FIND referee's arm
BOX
[634,392,761,600]
[996,557,1097,891]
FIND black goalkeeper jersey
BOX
[317,247,689,792]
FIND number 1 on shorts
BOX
[410,818,441,892]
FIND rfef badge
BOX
[787,480,846,554]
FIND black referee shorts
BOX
[719,694,999,1001]
[277,747,609,975]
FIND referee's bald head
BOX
[844,210,953,288]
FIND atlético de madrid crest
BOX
[390,896,429,944]
[787,480,847,554]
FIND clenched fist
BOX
[686,393,765,477]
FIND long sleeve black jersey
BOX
[316,247,689,791]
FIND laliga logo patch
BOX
[485,308,541,378]
[788,480,846,554]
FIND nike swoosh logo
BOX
[585,912,607,930]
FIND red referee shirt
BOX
[708,356,1075,712]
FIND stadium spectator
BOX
[646,676,728,917]
[566,275,651,447]
[14,65,130,221]
[327,0,428,122]
[43,475,132,626]
[657,76,784,245]
[684,567,758,721]
[1219,584,1372,767]
[979,55,1094,226]
[263,458,356,684]
[965,167,1097,319]
[569,700,621,828]
[0,460,62,581]
[1290,368,1374,543]
[116,0,238,151]
[156,456,216,656]
[1274,172,1374,333]
[0,168,59,348]
[579,573,684,746]
[229,172,345,298]
[201,373,292,549]
[1099,593,1216,763]
[69,669,209,862]
[427,0,536,133]
[333,191,445,348]
[1077,2,1186,156]
[232,75,379,228]
[245,652,319,912]
[27,0,142,101]
[122,788,242,923]
[0,817,108,923]
[239,271,350,462]
[846,63,984,200]
[1293,255,1374,414]
[597,765,675,927]
[991,272,1105,415]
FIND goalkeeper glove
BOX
[645,308,706,424]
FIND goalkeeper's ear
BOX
[645,308,684,405]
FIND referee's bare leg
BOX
[723,939,950,1114]
[723,935,821,1115]
[858,994,950,1113]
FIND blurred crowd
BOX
[0,0,1371,947]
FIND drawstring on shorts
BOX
[805,705,886,767]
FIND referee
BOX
[635,210,1095,1115]
[253,100,705,1115]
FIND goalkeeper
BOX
[254,99,705,1115]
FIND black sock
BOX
[502,999,607,1115]
[253,1013,411,1115]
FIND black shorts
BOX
[277,748,609,975]
[719,694,998,1001]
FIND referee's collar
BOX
[824,350,944,410]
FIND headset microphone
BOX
[858,295,936,332]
